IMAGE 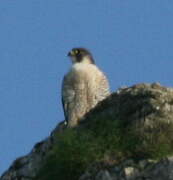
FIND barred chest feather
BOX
[70,62,110,101]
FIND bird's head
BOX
[68,48,95,64]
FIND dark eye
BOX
[75,49,79,54]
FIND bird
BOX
[62,48,110,127]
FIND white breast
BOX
[72,62,103,76]
[72,63,93,71]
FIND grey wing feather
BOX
[61,93,68,122]
[61,77,67,120]
[61,71,89,127]
[61,75,75,122]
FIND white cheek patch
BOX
[71,56,77,64]
[72,63,85,71]
[81,57,92,64]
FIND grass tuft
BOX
[35,116,173,180]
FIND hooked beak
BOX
[67,50,75,57]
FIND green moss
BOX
[36,130,96,180]
[35,116,173,180]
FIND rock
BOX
[95,170,114,180]
[0,122,66,180]
[124,167,135,177]
[80,157,173,180]
[1,83,173,180]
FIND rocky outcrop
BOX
[0,122,66,180]
[1,83,173,180]
[0,137,52,180]
[79,157,173,180]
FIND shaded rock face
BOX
[1,83,173,180]
[82,83,173,130]
[0,122,66,180]
[79,157,173,180]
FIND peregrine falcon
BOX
[62,48,110,127]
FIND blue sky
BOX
[0,0,173,175]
